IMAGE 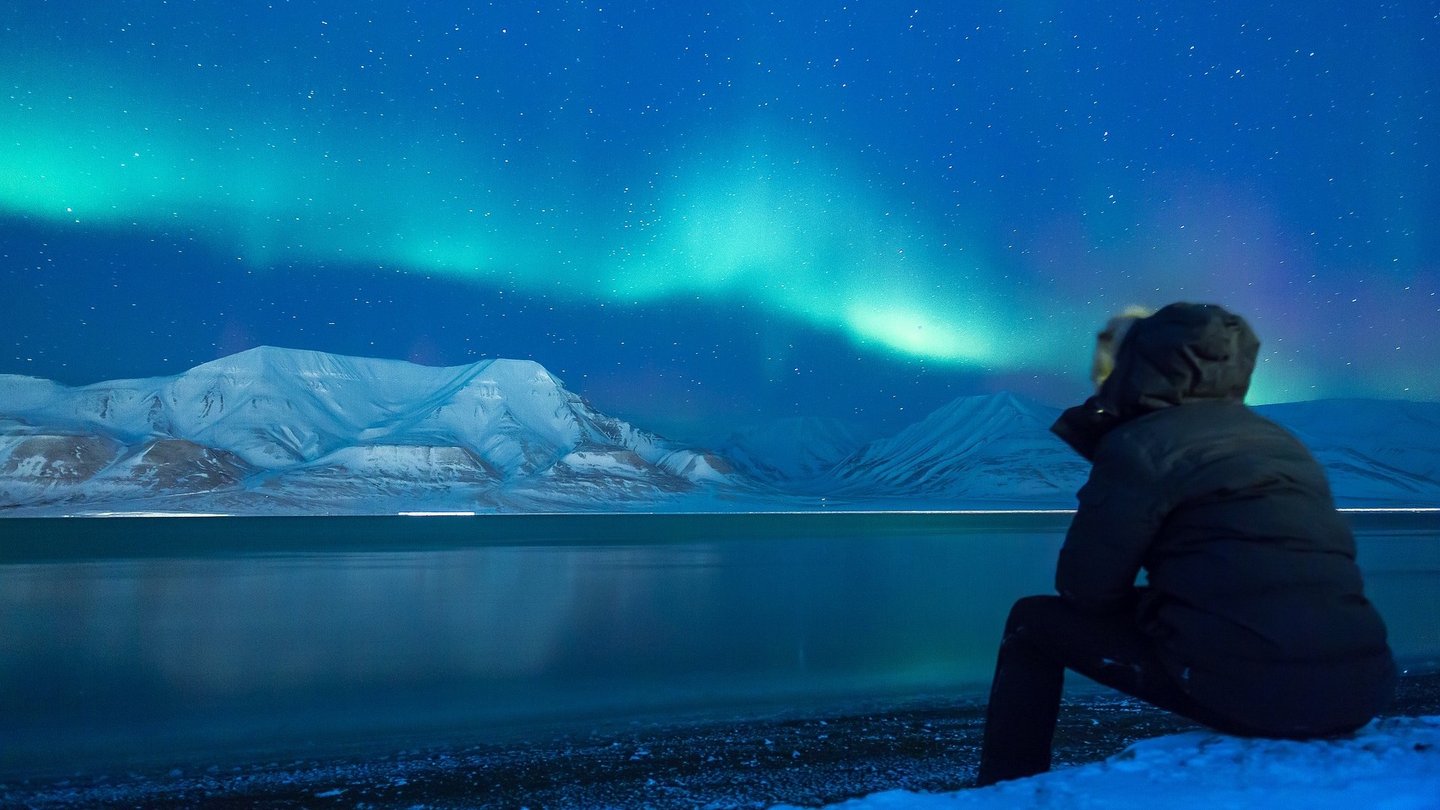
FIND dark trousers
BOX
[975,595,1251,787]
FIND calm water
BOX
[1,512,1436,777]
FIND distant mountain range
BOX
[1,347,1437,515]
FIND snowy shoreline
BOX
[802,715,1440,810]
[7,672,1439,809]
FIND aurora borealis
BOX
[2,2,1436,442]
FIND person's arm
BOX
[1055,430,1169,613]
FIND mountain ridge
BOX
[2,348,1437,514]
[0,347,748,514]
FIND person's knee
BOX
[1005,595,1063,634]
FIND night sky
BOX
[2,2,1436,443]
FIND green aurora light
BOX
[0,69,1051,369]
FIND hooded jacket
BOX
[1050,302,1394,736]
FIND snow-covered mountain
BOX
[816,393,1087,507]
[1255,399,1440,506]
[719,416,879,484]
[1,348,1435,515]
[0,347,746,515]
[803,393,1440,509]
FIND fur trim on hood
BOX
[1053,302,1261,460]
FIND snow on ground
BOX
[789,715,1440,810]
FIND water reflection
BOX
[0,517,1433,776]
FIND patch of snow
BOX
[784,715,1440,810]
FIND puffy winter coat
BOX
[1051,302,1395,736]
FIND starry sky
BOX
[2,2,1436,443]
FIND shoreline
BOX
[6,506,1440,518]
[7,671,1439,809]
[4,508,1434,565]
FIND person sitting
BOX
[974,302,1396,787]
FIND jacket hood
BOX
[1052,302,1260,460]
